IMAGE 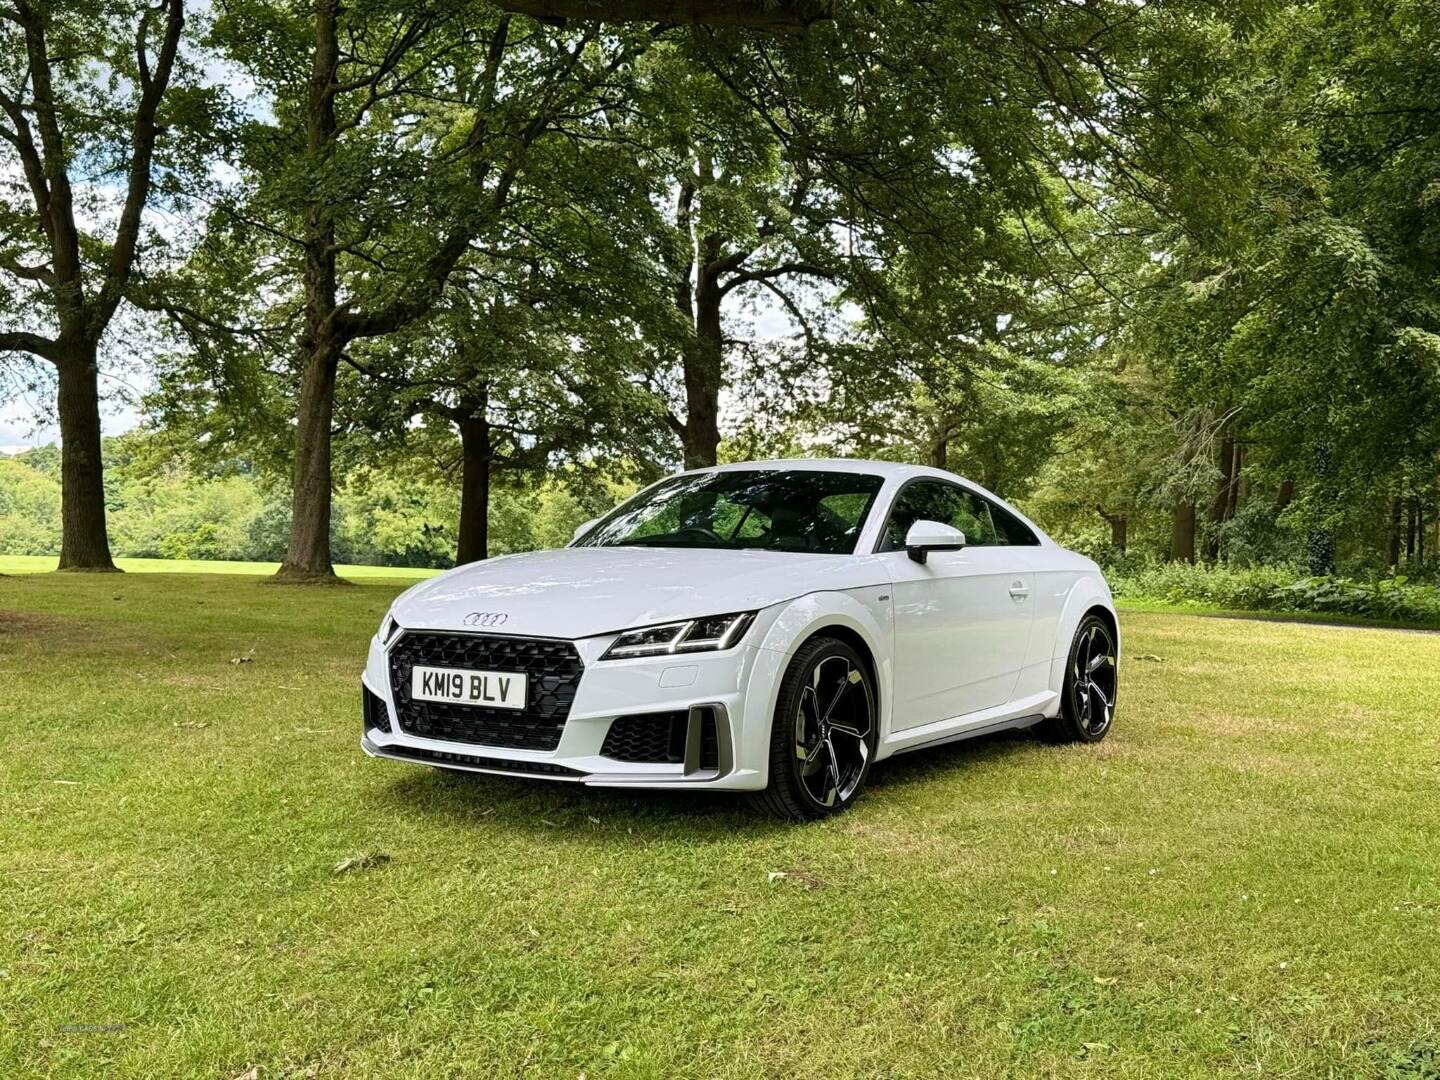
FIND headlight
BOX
[600,612,757,660]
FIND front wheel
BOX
[1038,614,1118,744]
[751,636,878,821]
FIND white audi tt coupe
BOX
[361,459,1118,819]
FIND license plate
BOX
[410,666,528,710]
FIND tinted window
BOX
[579,470,885,555]
[880,480,1037,549]
[987,500,1039,545]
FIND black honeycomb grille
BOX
[699,711,719,771]
[388,632,583,751]
[363,684,391,734]
[600,708,723,770]
[601,712,688,763]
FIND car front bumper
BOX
[360,624,779,791]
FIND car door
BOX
[880,480,1036,731]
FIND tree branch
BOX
[93,0,184,331]
[719,260,832,296]
[0,252,54,284]
[15,0,82,300]
[0,329,61,362]
[486,0,832,30]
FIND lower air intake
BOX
[363,684,391,734]
[600,712,688,763]
[600,707,723,771]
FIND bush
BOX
[1112,562,1440,626]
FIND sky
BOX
[0,398,142,456]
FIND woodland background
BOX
[2,0,1437,592]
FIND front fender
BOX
[738,588,893,785]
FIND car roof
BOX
[696,457,962,484]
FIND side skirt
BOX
[884,713,1046,758]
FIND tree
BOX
[633,0,1245,470]
[1102,0,1440,572]
[345,262,670,562]
[182,2,655,581]
[0,0,195,569]
[625,50,843,468]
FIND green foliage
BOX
[1114,562,1440,627]
[0,436,618,568]
[0,456,60,555]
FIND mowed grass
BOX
[0,554,440,580]
[2,572,1439,1078]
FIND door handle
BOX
[1008,581,1030,600]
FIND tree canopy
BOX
[1,0,1436,578]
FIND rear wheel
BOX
[1038,614,1118,744]
[751,636,878,821]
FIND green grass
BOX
[0,554,440,580]
[3,571,1439,1078]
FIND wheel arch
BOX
[1049,574,1120,695]
[742,591,894,783]
[796,623,881,716]
[1086,602,1118,645]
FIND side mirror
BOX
[570,517,599,544]
[904,520,966,564]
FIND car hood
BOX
[390,546,887,640]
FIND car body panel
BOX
[388,545,887,639]
[880,545,1035,730]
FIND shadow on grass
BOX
[866,727,1044,795]
[376,725,1047,837]
[377,764,789,841]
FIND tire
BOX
[751,636,879,822]
[1037,613,1118,744]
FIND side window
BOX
[881,482,971,550]
[955,493,999,545]
[985,499,1040,546]
[881,482,1037,549]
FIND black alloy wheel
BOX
[754,636,878,821]
[1039,613,1118,744]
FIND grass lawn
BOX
[3,571,1439,1078]
[0,554,439,580]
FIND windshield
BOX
[578,469,885,555]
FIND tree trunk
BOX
[929,433,948,469]
[274,1,343,584]
[1225,444,1243,520]
[1204,437,1236,562]
[1097,507,1127,553]
[456,414,492,565]
[1406,497,1418,561]
[1307,530,1336,575]
[1389,496,1403,567]
[1276,478,1295,509]
[1417,498,1425,565]
[1170,500,1196,563]
[1306,443,1338,574]
[681,272,724,469]
[55,350,118,571]
[276,340,342,582]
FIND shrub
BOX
[1111,563,1440,627]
